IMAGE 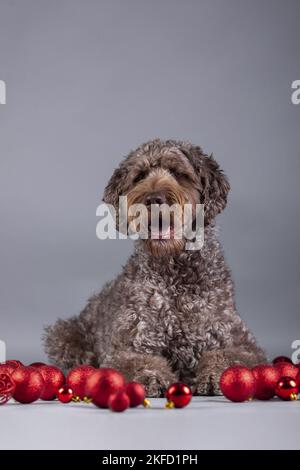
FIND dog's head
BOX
[103,139,230,256]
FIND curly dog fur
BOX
[44,139,266,396]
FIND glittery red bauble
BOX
[85,368,125,408]
[125,382,146,407]
[0,373,15,405]
[57,385,73,403]
[165,383,192,408]
[108,391,130,412]
[39,365,65,400]
[272,356,293,365]
[274,362,298,380]
[66,365,96,399]
[0,364,16,377]
[275,376,298,400]
[296,372,300,391]
[5,360,23,368]
[0,359,22,377]
[220,366,255,402]
[29,362,46,368]
[12,366,44,403]
[252,364,280,400]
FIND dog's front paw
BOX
[194,350,231,396]
[102,352,177,398]
[194,369,222,395]
[134,367,177,397]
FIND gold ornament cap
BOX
[83,396,92,404]
[71,395,81,403]
[165,400,175,409]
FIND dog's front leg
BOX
[102,351,177,397]
[194,346,266,395]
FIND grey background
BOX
[0,0,299,364]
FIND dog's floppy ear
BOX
[103,162,129,208]
[181,145,230,225]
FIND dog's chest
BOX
[136,282,219,370]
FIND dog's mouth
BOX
[148,223,175,240]
[148,213,177,240]
[143,209,187,256]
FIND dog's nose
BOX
[145,193,166,206]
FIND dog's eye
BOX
[170,170,190,181]
[133,171,147,183]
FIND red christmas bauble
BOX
[12,366,44,404]
[0,359,22,377]
[165,383,192,408]
[57,385,73,403]
[296,371,300,391]
[126,382,146,407]
[108,391,130,412]
[5,360,23,368]
[39,365,65,400]
[66,365,96,399]
[272,356,293,365]
[220,366,255,402]
[275,376,298,400]
[252,364,280,400]
[0,373,15,405]
[0,363,16,377]
[85,368,125,408]
[29,362,46,368]
[274,362,298,379]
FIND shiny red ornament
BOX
[85,368,125,408]
[220,366,255,402]
[252,364,280,400]
[275,376,298,400]
[108,391,130,412]
[272,356,293,365]
[66,365,96,400]
[39,365,65,400]
[57,385,73,403]
[5,360,23,368]
[296,371,300,391]
[29,362,46,368]
[274,362,298,380]
[165,383,192,408]
[0,364,16,377]
[0,373,15,405]
[0,360,22,377]
[125,382,146,407]
[12,366,44,404]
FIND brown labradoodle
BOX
[44,139,266,396]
